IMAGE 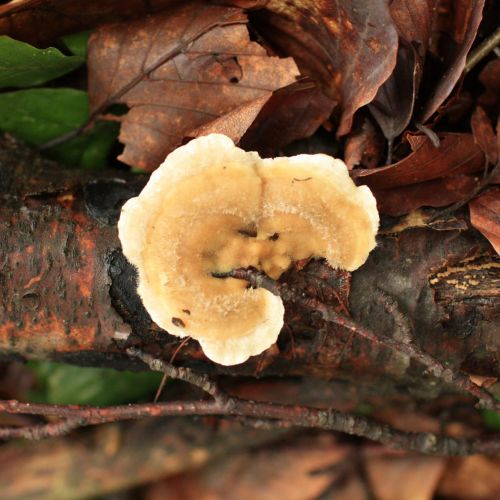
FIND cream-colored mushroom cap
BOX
[118,134,379,365]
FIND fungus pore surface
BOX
[118,134,379,365]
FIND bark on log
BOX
[1,136,499,396]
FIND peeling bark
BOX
[0,137,498,395]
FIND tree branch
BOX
[126,347,228,404]
[1,394,499,455]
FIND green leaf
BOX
[0,36,83,89]
[0,88,119,167]
[61,30,91,59]
[482,410,500,432]
[28,361,163,406]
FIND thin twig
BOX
[127,347,228,404]
[465,26,500,73]
[386,137,393,165]
[415,123,441,147]
[154,336,191,403]
[0,418,83,440]
[374,289,413,344]
[1,397,499,455]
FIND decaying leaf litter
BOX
[0,0,499,498]
[1,0,497,239]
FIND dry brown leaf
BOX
[469,187,500,254]
[189,80,335,157]
[87,2,299,171]
[187,94,271,145]
[479,59,500,110]
[468,373,498,388]
[0,0,182,46]
[239,80,335,157]
[438,456,500,499]
[146,435,347,500]
[390,0,437,50]
[471,106,498,165]
[247,0,398,136]
[419,0,485,123]
[374,175,479,216]
[368,40,418,140]
[365,454,446,500]
[344,114,384,170]
[327,474,370,500]
[368,0,438,140]
[353,133,485,190]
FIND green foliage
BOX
[482,409,500,432]
[354,402,373,415]
[61,30,92,58]
[28,361,163,406]
[0,88,119,167]
[0,36,83,89]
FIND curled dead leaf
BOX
[369,40,418,140]
[353,133,485,190]
[419,0,485,123]
[189,79,335,157]
[247,0,398,136]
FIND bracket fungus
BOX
[118,134,379,365]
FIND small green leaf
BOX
[28,361,163,406]
[482,409,500,432]
[0,88,119,167]
[0,36,84,89]
[61,30,91,59]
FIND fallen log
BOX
[0,136,498,397]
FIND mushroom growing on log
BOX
[118,135,379,365]
[0,136,498,397]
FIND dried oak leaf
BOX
[0,0,182,47]
[353,133,485,190]
[87,2,299,171]
[469,187,500,255]
[247,0,398,136]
